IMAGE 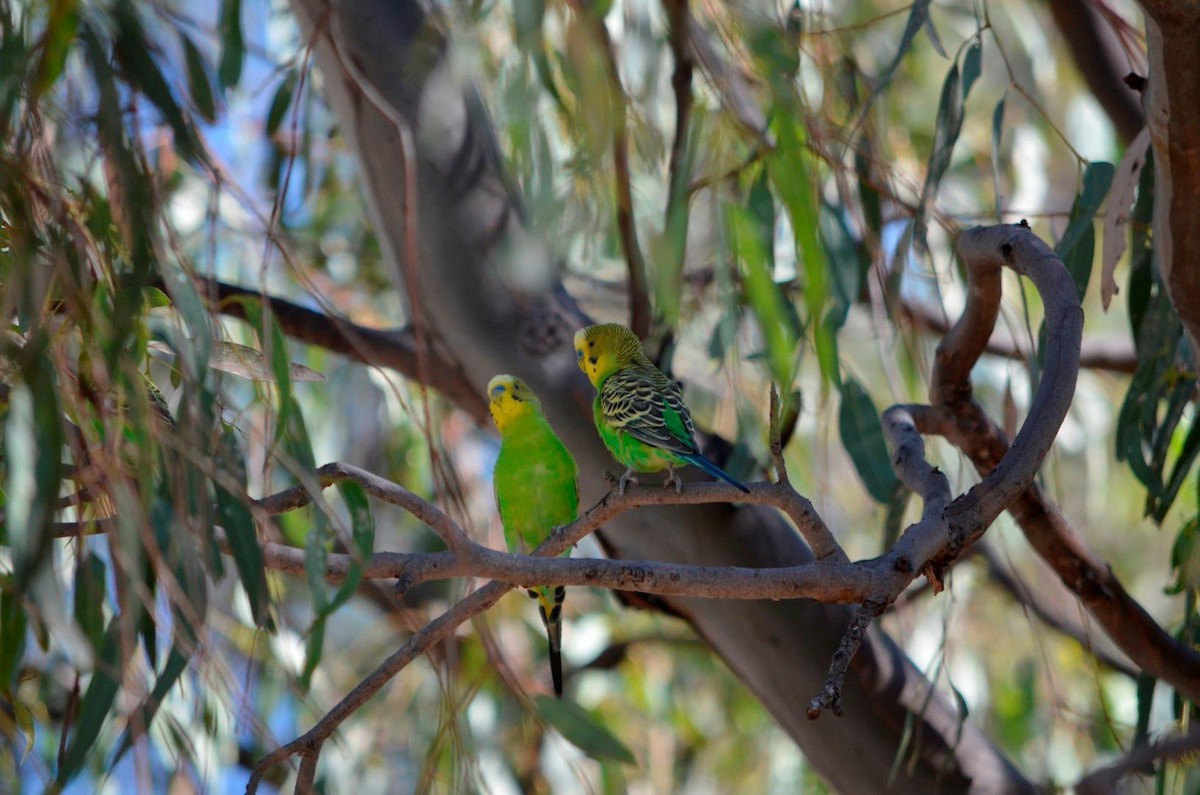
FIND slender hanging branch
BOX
[583,3,652,340]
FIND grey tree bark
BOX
[1139,2,1200,359]
[285,1,1034,791]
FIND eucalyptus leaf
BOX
[839,378,898,503]
[534,695,636,765]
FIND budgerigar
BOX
[574,323,750,495]
[488,374,578,697]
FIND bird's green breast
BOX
[494,413,579,553]
[593,394,683,473]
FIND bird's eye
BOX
[490,385,506,399]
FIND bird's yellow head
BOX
[573,323,647,387]
[487,374,543,431]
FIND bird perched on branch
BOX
[487,374,578,697]
[574,323,750,495]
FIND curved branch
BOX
[899,226,1200,701]
[938,226,1083,535]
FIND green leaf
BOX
[299,504,330,692]
[6,353,63,585]
[111,1,205,166]
[197,340,325,383]
[1127,150,1155,339]
[961,38,982,97]
[912,59,965,253]
[533,695,636,765]
[13,696,35,765]
[1155,415,1200,523]
[838,378,898,503]
[57,619,123,785]
[991,95,1006,211]
[0,586,27,687]
[729,207,794,393]
[1055,162,1115,300]
[707,306,741,361]
[513,0,546,49]
[1168,516,1200,594]
[218,0,244,89]
[180,32,216,123]
[765,114,830,382]
[329,481,374,612]
[31,0,78,100]
[142,286,172,308]
[1134,672,1156,749]
[265,70,298,138]
[109,645,190,765]
[820,200,868,331]
[73,554,108,652]
[215,429,271,628]
[854,0,932,127]
[747,171,775,269]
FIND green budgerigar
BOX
[488,374,579,697]
[574,323,750,495]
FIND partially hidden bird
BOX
[574,323,750,495]
[488,374,578,697]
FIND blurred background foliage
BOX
[0,0,1196,792]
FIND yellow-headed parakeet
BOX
[488,374,579,697]
[573,323,750,495]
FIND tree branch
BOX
[1075,728,1200,794]
[587,7,651,340]
[899,298,1136,374]
[914,402,1200,703]
[895,225,1200,703]
[974,542,1138,679]
[191,277,487,422]
[246,578,515,792]
[1048,0,1144,143]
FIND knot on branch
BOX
[619,562,653,586]
[517,307,574,358]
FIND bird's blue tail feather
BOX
[683,453,750,493]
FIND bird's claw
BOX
[664,468,682,493]
[618,469,639,495]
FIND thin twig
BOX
[255,462,471,553]
[1075,728,1200,794]
[806,600,886,719]
[588,6,651,340]
[246,579,515,792]
[660,0,694,327]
